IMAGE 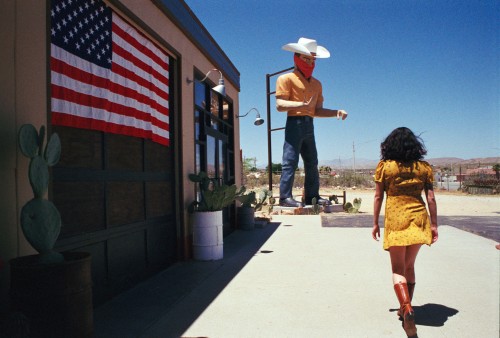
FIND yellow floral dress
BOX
[375,160,434,250]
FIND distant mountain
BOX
[426,157,500,167]
[319,158,378,169]
[318,157,500,169]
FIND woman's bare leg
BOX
[404,244,421,284]
[390,245,421,336]
[389,246,407,284]
[389,244,422,284]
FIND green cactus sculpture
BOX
[235,187,256,208]
[255,189,270,211]
[235,188,269,211]
[188,171,243,212]
[344,198,362,213]
[18,124,63,264]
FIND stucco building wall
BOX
[0,0,242,308]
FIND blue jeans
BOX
[279,116,319,200]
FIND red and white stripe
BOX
[51,13,170,146]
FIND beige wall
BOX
[0,0,241,310]
[0,0,18,309]
[0,0,49,308]
[113,0,241,256]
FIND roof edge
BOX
[153,0,240,91]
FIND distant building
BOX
[456,167,497,182]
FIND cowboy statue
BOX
[276,37,348,208]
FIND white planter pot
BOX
[191,211,223,261]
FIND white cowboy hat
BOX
[282,37,330,58]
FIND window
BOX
[194,78,235,184]
[193,74,236,234]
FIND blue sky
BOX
[185,0,499,168]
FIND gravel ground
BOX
[319,189,500,217]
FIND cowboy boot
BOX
[397,282,415,317]
[394,282,417,337]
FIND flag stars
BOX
[51,0,112,69]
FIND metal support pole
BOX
[266,66,294,191]
[266,74,272,191]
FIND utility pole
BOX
[352,141,356,178]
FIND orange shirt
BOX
[275,69,324,117]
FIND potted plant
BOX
[9,124,93,338]
[235,188,269,230]
[188,171,243,261]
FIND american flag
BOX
[50,0,170,146]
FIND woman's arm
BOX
[425,184,439,243]
[372,181,384,240]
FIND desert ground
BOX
[298,188,500,217]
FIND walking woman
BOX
[372,127,438,337]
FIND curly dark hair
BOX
[380,127,427,161]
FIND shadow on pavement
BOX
[322,214,499,242]
[389,303,459,327]
[94,222,281,338]
[414,303,459,327]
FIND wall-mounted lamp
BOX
[236,108,264,126]
[186,68,226,97]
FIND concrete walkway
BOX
[94,215,499,338]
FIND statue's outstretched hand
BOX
[337,110,348,120]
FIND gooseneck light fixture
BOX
[187,68,226,97]
[236,108,264,126]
